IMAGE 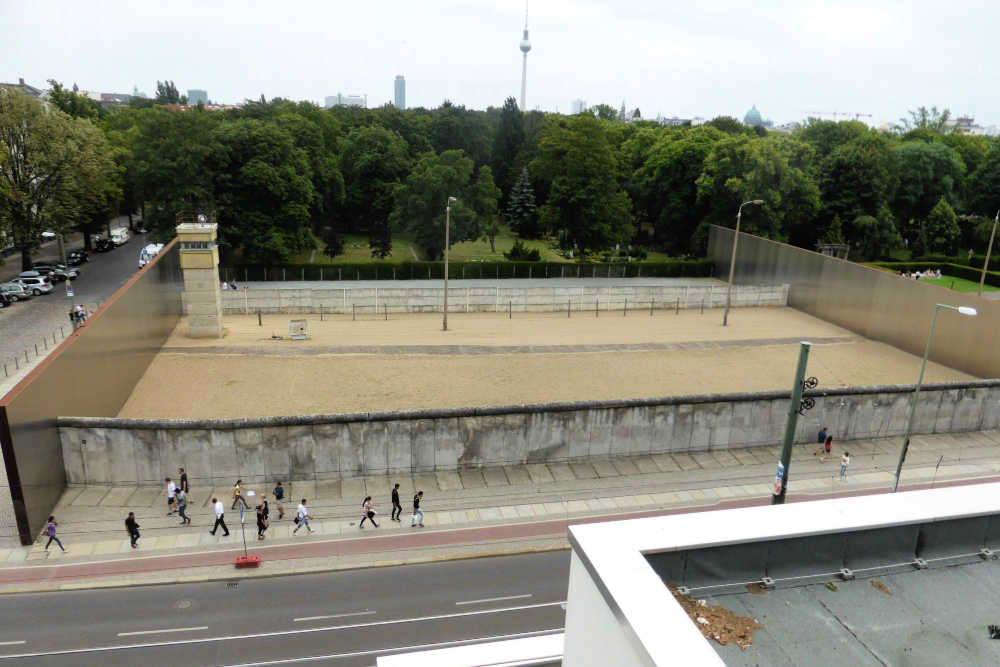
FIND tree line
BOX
[3,84,1000,271]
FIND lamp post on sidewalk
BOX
[892,303,977,492]
[977,210,999,297]
[443,196,456,331]
[723,200,764,327]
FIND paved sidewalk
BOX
[1,429,998,592]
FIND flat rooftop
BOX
[709,560,1000,666]
[117,308,977,419]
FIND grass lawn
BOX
[921,274,1000,293]
[292,225,677,265]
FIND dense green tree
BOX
[915,197,961,255]
[705,116,750,136]
[390,149,479,259]
[0,89,117,268]
[892,141,965,241]
[47,80,106,120]
[795,119,868,157]
[895,106,951,133]
[337,125,410,257]
[428,102,492,167]
[819,132,897,235]
[505,166,537,238]
[591,104,617,122]
[630,126,723,252]
[155,80,181,104]
[470,165,501,251]
[695,135,820,246]
[491,97,524,205]
[207,119,314,263]
[850,206,902,259]
[966,143,1000,216]
[531,115,633,256]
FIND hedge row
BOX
[870,261,1000,288]
[220,259,716,282]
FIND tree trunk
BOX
[21,248,33,272]
[488,234,496,253]
[128,211,134,231]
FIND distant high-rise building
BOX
[187,89,208,105]
[519,1,531,110]
[324,93,367,109]
[394,75,406,110]
[571,99,586,115]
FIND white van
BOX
[138,243,164,268]
[110,228,130,246]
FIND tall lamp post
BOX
[892,303,977,491]
[442,196,457,331]
[723,200,764,326]
[977,210,999,297]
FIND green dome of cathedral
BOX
[744,105,763,126]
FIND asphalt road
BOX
[0,550,570,666]
[0,219,145,376]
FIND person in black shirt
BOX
[125,512,140,549]
[391,483,402,521]
[178,467,189,493]
[410,490,424,528]
[273,481,285,519]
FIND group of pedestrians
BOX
[815,427,850,480]
[361,483,424,529]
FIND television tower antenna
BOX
[519,1,531,110]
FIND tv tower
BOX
[519,1,531,110]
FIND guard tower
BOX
[176,212,223,338]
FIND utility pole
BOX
[772,342,812,505]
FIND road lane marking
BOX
[218,629,563,667]
[293,610,375,622]
[456,593,532,606]
[117,626,208,637]
[0,642,24,647]
[0,601,566,659]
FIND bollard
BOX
[35,343,39,356]
[60,326,64,338]
[650,298,654,316]
[701,298,704,315]
[25,350,29,363]
[3,363,6,377]
[675,297,679,315]
[14,356,18,370]
[595,298,599,318]
[568,299,571,318]
[509,300,512,319]
[320,305,324,322]
[623,298,627,317]
[43,338,47,350]
[385,303,388,321]
[257,310,262,327]
[353,304,356,321]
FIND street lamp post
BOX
[723,200,764,326]
[892,303,977,491]
[977,210,999,297]
[442,196,456,331]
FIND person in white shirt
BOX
[210,497,230,536]
[165,477,177,515]
[293,499,313,534]
[840,452,851,481]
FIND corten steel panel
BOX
[708,226,1000,379]
[0,241,182,545]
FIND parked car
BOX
[94,237,115,252]
[32,263,79,281]
[67,249,89,265]
[40,230,57,241]
[110,228,130,246]
[138,243,165,268]
[16,274,54,295]
[0,282,32,301]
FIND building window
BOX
[181,241,214,250]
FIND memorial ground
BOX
[117,307,977,419]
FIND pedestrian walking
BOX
[210,497,230,536]
[293,499,313,534]
[273,481,285,519]
[410,491,424,528]
[819,435,833,462]
[43,516,66,552]
[360,496,379,528]
[817,426,828,444]
[176,488,191,525]
[391,483,402,522]
[231,479,248,511]
[165,477,177,514]
[256,504,269,540]
[840,452,851,481]
[178,467,189,493]
[125,512,141,549]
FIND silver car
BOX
[17,274,54,295]
[0,282,32,301]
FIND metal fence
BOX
[1,300,102,379]
[217,284,789,316]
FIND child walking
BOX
[840,452,851,481]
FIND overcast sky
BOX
[4,0,997,127]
